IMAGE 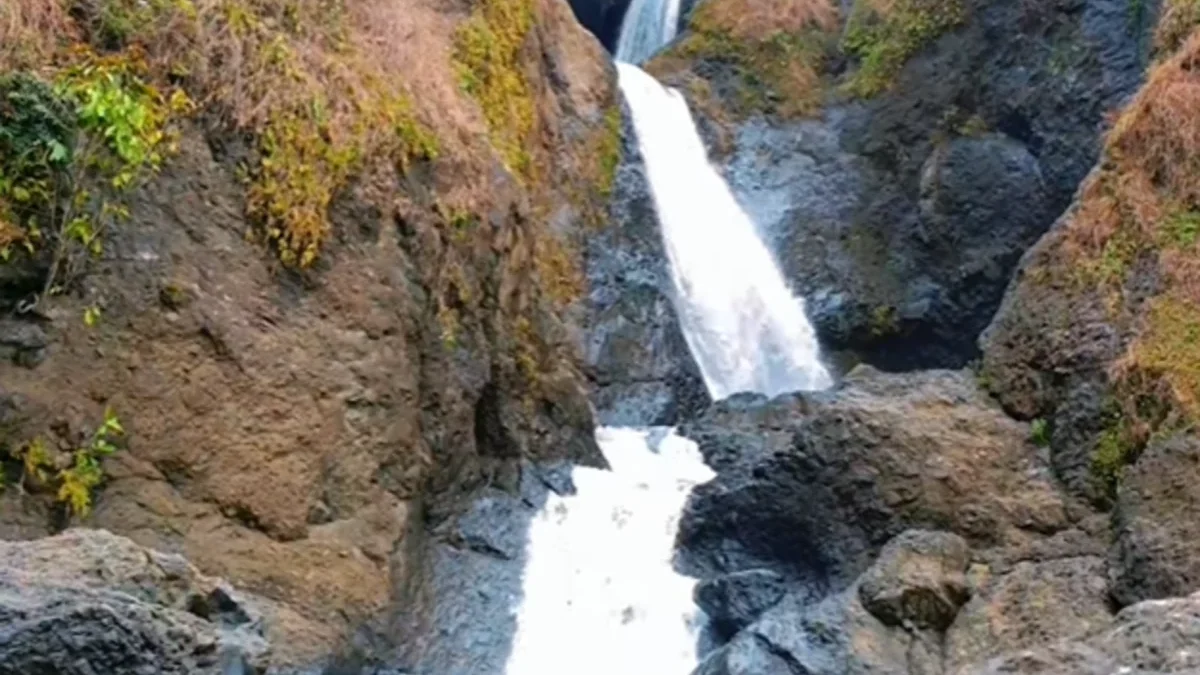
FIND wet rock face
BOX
[858,530,971,631]
[676,366,1067,584]
[585,111,710,425]
[694,569,788,640]
[969,590,1200,674]
[946,556,1113,670]
[712,0,1153,370]
[393,462,573,675]
[1110,435,1200,607]
[0,530,276,675]
[695,587,914,675]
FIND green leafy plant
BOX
[59,408,124,516]
[0,72,75,262]
[83,305,102,327]
[1092,417,1134,495]
[0,53,184,307]
[1030,418,1050,447]
[4,408,124,517]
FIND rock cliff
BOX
[0,0,617,668]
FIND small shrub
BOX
[5,408,124,517]
[868,304,899,337]
[0,56,183,303]
[437,304,461,349]
[1030,417,1050,447]
[842,0,966,97]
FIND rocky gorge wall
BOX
[0,0,618,669]
[5,0,1200,673]
[611,0,1200,672]
[645,0,1156,371]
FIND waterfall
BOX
[615,0,681,64]
[502,23,831,675]
[504,428,714,675]
[616,63,831,400]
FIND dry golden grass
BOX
[0,0,76,69]
[693,0,838,41]
[1067,30,1200,264]
[1156,0,1200,56]
[4,0,441,266]
[650,0,838,118]
[1055,29,1200,470]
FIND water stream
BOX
[615,0,681,63]
[503,10,830,675]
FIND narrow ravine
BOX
[504,9,831,675]
[616,63,831,400]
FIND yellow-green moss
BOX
[842,0,966,97]
[453,0,537,178]
[1159,208,1200,249]
[513,315,541,386]
[1129,296,1200,414]
[868,304,899,338]
[1092,417,1134,495]
[653,22,833,118]
[534,230,583,308]
[249,87,437,266]
[596,105,622,197]
[1156,0,1200,55]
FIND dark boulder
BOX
[694,569,788,640]
[858,529,971,631]
[676,366,1067,584]
[0,530,271,675]
[694,588,913,675]
[0,318,47,368]
[1110,434,1200,607]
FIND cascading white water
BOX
[616,63,831,400]
[503,17,831,675]
[615,0,681,64]
[505,427,714,675]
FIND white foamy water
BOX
[503,44,831,675]
[616,62,832,400]
[615,0,681,64]
[505,427,715,675]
